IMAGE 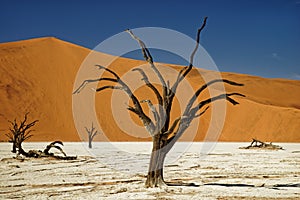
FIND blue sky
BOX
[1,0,299,79]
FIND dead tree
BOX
[27,141,77,160]
[6,114,76,160]
[85,123,98,148]
[74,17,244,187]
[6,113,38,156]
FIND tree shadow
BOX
[272,183,300,190]
[204,183,255,187]
[165,182,300,189]
[204,183,300,190]
[166,180,200,187]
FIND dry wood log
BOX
[239,138,283,150]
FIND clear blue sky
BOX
[1,0,299,79]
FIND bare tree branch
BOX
[170,17,208,96]
[91,131,98,139]
[96,85,124,92]
[171,66,188,95]
[96,65,121,80]
[23,130,34,141]
[190,93,245,116]
[84,123,96,134]
[127,105,140,115]
[159,17,208,133]
[189,17,208,68]
[73,77,118,94]
[74,65,154,132]
[19,112,29,129]
[166,93,244,152]
[133,68,166,130]
[74,65,156,135]
[126,29,168,99]
[44,141,67,157]
[163,117,181,138]
[184,79,244,115]
[6,113,38,154]
[140,99,160,128]
[125,30,153,63]
[166,116,190,144]
[132,68,163,106]
[194,106,210,118]
[20,120,38,134]
[84,127,89,134]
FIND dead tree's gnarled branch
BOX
[239,138,284,150]
[27,141,77,160]
[184,79,244,115]
[96,85,124,92]
[162,17,208,132]
[187,91,245,118]
[171,17,208,96]
[6,113,38,155]
[43,141,67,156]
[74,65,155,135]
[140,100,160,132]
[162,116,181,139]
[72,77,118,94]
[99,66,155,134]
[189,17,208,68]
[132,68,163,106]
[126,29,168,101]
[133,68,165,129]
[165,93,244,147]
[194,106,210,118]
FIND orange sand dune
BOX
[0,37,299,142]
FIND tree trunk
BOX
[145,135,167,187]
[17,143,29,157]
[88,137,92,148]
[12,142,16,153]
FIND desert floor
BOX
[0,142,299,199]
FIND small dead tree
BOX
[6,113,38,156]
[6,114,76,160]
[85,123,98,148]
[74,17,244,187]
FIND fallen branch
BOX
[23,141,77,160]
[239,138,283,150]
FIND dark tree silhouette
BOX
[74,17,244,187]
[26,140,77,160]
[239,138,283,150]
[6,114,76,160]
[85,123,98,148]
[6,113,38,156]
